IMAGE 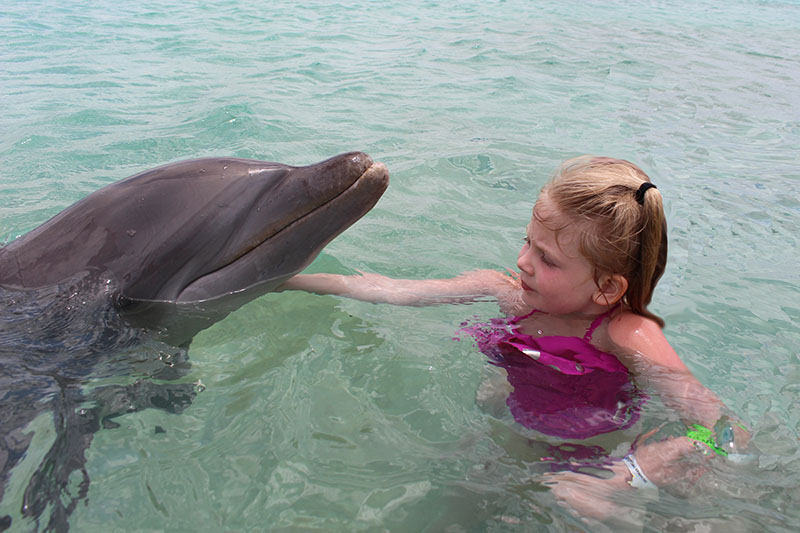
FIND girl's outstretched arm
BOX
[278,270,530,315]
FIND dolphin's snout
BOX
[362,161,389,183]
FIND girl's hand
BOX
[546,462,639,524]
[489,268,531,316]
[546,437,706,522]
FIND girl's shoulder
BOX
[607,307,661,339]
[606,308,687,370]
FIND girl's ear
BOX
[593,274,628,306]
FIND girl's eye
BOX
[540,253,555,267]
[522,236,531,245]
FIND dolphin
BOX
[0,152,388,531]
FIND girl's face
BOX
[516,193,601,316]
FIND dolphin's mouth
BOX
[173,159,389,304]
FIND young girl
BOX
[279,156,750,520]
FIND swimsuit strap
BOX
[583,305,619,341]
[512,306,618,341]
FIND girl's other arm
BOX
[611,313,748,445]
[550,315,752,522]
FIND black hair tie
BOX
[635,182,657,205]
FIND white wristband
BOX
[622,453,658,490]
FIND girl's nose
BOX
[517,247,533,275]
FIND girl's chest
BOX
[514,314,620,358]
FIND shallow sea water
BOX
[1,0,799,530]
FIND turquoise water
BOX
[2,0,799,530]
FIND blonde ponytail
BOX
[626,183,667,327]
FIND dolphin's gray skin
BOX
[0,152,388,531]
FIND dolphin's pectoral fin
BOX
[91,379,198,424]
[141,382,196,414]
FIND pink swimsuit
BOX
[464,308,645,439]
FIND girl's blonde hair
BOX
[540,156,668,327]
